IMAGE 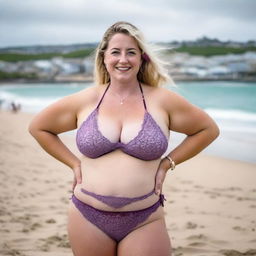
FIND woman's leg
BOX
[67,202,117,256]
[117,218,171,256]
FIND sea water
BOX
[0,81,255,163]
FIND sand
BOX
[0,110,256,256]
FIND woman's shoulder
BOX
[66,84,107,105]
[143,83,179,100]
[143,83,188,110]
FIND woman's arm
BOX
[28,94,81,170]
[165,91,220,166]
[155,89,219,195]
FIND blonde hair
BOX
[94,21,172,87]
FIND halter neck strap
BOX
[139,82,147,110]
[96,83,111,109]
[96,82,147,110]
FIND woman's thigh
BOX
[117,218,171,256]
[67,202,117,256]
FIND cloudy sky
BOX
[0,0,255,48]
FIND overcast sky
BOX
[0,0,255,48]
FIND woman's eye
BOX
[128,51,136,55]
[111,51,119,55]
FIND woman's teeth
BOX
[116,67,130,71]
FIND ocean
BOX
[0,81,255,163]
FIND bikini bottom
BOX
[80,187,155,208]
[71,194,166,242]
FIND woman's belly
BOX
[73,150,162,212]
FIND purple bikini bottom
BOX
[71,193,166,242]
[80,187,155,208]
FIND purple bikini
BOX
[76,82,168,160]
[72,82,168,242]
[80,188,156,209]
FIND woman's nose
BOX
[119,53,128,63]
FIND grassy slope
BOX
[1,46,256,62]
[0,48,95,62]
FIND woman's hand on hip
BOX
[154,158,170,196]
[72,165,82,192]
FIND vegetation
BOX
[0,48,95,62]
[0,45,256,62]
[0,71,38,80]
[173,46,256,57]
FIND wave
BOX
[205,108,256,122]
[0,91,59,112]
[1,91,256,133]
[205,108,256,134]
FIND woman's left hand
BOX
[154,158,169,196]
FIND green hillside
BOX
[1,46,256,62]
[0,48,95,62]
[174,46,256,57]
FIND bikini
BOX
[72,82,168,242]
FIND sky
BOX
[0,0,256,48]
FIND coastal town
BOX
[0,37,256,83]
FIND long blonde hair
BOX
[94,21,171,87]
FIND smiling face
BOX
[103,33,142,84]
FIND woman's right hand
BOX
[72,164,82,192]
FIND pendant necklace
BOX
[111,91,132,105]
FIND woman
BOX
[29,21,219,256]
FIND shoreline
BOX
[1,77,256,85]
[1,110,256,255]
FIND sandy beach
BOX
[0,110,256,256]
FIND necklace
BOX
[109,82,140,105]
[111,90,134,105]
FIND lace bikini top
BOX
[76,83,168,160]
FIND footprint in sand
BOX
[187,234,208,240]
[194,185,204,189]
[187,241,208,247]
[211,239,228,246]
[186,234,212,248]
[21,222,42,233]
[230,187,243,191]
[174,245,214,255]
[39,234,70,250]
[186,221,198,229]
[0,229,10,233]
[12,238,30,243]
[1,243,27,256]
[180,180,193,185]
[232,226,247,232]
[46,218,56,224]
[61,197,69,204]
[219,249,256,256]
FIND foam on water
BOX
[0,90,59,112]
[206,108,256,122]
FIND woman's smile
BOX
[104,33,142,82]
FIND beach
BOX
[0,110,256,256]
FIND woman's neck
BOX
[109,78,140,95]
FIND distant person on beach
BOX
[29,21,219,256]
[0,99,3,110]
[10,101,21,113]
